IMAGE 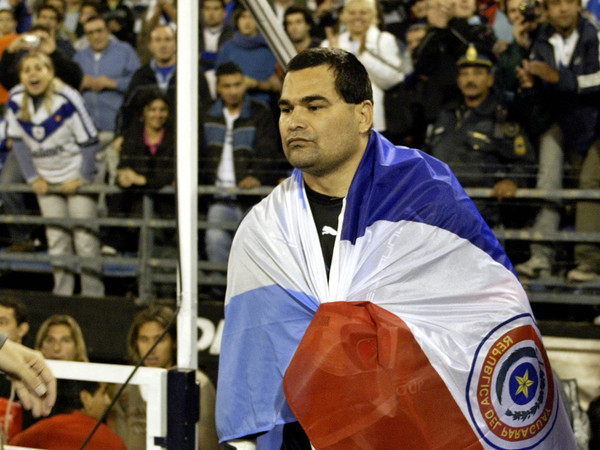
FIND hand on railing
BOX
[31,177,49,195]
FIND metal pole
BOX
[176,0,198,370]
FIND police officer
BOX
[427,43,536,227]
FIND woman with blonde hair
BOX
[34,314,89,362]
[6,51,104,297]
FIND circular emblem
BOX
[32,125,45,141]
[466,314,558,449]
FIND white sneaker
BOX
[567,265,600,282]
[515,256,551,279]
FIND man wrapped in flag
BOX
[215,48,577,449]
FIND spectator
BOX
[201,62,280,275]
[63,0,82,36]
[0,297,30,441]
[9,379,126,449]
[0,25,83,254]
[99,0,136,48]
[35,3,75,58]
[409,0,496,127]
[0,24,83,91]
[567,141,600,281]
[0,8,16,37]
[495,0,549,142]
[216,6,281,107]
[428,44,535,227]
[114,305,219,450]
[74,15,140,150]
[35,314,89,361]
[200,0,234,99]
[137,0,176,63]
[7,52,104,297]
[514,0,600,279]
[321,0,410,133]
[108,89,175,255]
[73,0,99,50]
[405,22,428,54]
[284,5,321,53]
[0,9,19,109]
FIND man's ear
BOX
[16,322,29,341]
[357,100,374,134]
[80,390,91,410]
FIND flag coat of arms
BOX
[216,131,577,449]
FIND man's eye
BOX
[308,105,321,111]
[280,107,291,114]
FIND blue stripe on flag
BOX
[342,131,513,273]
[216,284,318,442]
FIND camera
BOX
[22,34,41,48]
[519,0,539,22]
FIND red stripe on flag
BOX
[283,301,482,449]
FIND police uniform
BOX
[428,45,536,227]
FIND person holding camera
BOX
[514,0,600,279]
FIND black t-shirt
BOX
[304,182,344,278]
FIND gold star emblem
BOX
[515,369,535,399]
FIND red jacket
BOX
[9,411,126,450]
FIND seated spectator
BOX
[284,5,321,53]
[427,44,535,227]
[514,0,600,279]
[0,297,30,441]
[0,23,83,91]
[115,24,210,152]
[216,6,281,107]
[137,0,177,63]
[321,0,410,134]
[9,379,126,449]
[106,89,175,255]
[74,15,140,150]
[99,0,136,48]
[114,305,219,450]
[35,3,76,58]
[73,1,101,50]
[200,0,234,99]
[63,0,82,37]
[201,62,280,273]
[0,8,18,110]
[35,314,89,362]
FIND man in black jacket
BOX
[201,62,281,272]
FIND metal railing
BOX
[1,183,599,304]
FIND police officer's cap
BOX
[457,44,494,68]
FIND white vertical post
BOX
[176,0,199,370]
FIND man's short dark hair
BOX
[53,379,100,414]
[0,9,16,20]
[216,61,244,79]
[37,4,62,22]
[283,5,314,30]
[286,48,373,104]
[84,15,107,27]
[203,0,226,9]
[0,297,28,325]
